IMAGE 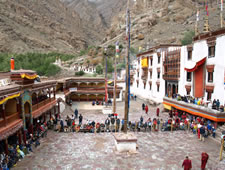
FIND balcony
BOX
[163,97,225,122]
[32,98,56,119]
[0,112,23,140]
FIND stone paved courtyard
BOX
[14,98,224,170]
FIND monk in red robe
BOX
[156,108,160,117]
[201,152,209,170]
[145,105,148,114]
[182,156,192,170]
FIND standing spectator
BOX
[182,156,192,170]
[134,95,137,101]
[79,114,83,125]
[216,99,220,110]
[142,103,145,111]
[105,118,110,132]
[212,127,216,138]
[201,152,209,170]
[74,109,78,119]
[200,126,205,142]
[60,119,64,132]
[111,116,115,132]
[156,108,160,117]
[145,105,148,114]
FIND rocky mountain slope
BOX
[102,0,225,50]
[0,0,88,54]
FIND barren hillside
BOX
[0,0,87,54]
[102,0,225,49]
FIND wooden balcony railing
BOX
[0,112,20,128]
[32,98,54,112]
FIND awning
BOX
[163,104,171,110]
[184,57,206,72]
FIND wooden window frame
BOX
[208,46,215,58]
[187,72,192,82]
[188,50,192,60]
[208,72,213,82]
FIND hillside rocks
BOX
[0,0,88,54]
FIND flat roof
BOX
[193,27,225,42]
[137,44,182,57]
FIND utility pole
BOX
[124,0,130,133]
[104,47,108,104]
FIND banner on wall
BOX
[141,57,148,68]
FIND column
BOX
[18,130,22,145]
[5,139,9,155]
[23,129,27,144]
[2,104,7,126]
[57,101,60,114]
[53,87,56,99]
[37,94,39,109]
[49,88,51,102]
[87,94,89,101]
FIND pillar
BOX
[53,87,56,99]
[49,88,51,102]
[18,130,22,145]
[87,94,89,101]
[2,104,7,126]
[58,101,60,114]
[5,139,9,155]
[23,129,27,144]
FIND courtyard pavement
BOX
[14,98,225,170]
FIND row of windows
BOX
[187,46,215,60]
[186,72,213,82]
[137,71,160,79]
[138,56,161,66]
[137,82,160,92]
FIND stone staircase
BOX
[209,124,225,144]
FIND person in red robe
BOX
[201,152,209,170]
[156,108,160,117]
[145,105,148,114]
[182,156,192,170]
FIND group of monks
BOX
[182,152,209,170]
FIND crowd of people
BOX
[0,122,47,170]
[172,94,225,112]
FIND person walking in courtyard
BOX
[79,114,83,125]
[201,152,209,170]
[145,105,148,114]
[134,95,137,101]
[74,108,78,119]
[156,108,160,117]
[182,156,192,170]
[142,103,145,111]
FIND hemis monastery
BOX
[131,27,225,127]
[0,67,122,155]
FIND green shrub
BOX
[181,31,195,45]
[0,52,77,76]
[75,70,85,76]
[96,65,103,75]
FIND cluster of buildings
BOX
[0,66,122,155]
[131,27,225,126]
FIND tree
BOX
[96,65,103,75]
[181,31,195,45]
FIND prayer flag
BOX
[196,10,200,21]
[221,0,223,11]
[206,2,209,16]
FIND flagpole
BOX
[124,0,130,133]
[221,0,223,28]
[113,42,119,114]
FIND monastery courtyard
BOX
[14,98,224,170]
